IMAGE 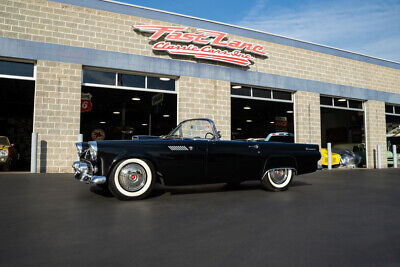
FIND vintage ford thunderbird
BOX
[73,119,320,200]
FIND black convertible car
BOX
[73,118,320,200]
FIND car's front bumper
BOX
[72,160,106,184]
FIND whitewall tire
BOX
[261,168,293,192]
[108,158,155,200]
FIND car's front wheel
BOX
[108,158,155,200]
[261,168,293,192]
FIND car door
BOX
[156,139,208,185]
[206,140,263,182]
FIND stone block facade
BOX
[0,0,399,95]
[178,77,230,140]
[34,60,81,172]
[364,101,388,168]
[294,91,321,147]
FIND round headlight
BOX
[0,150,8,157]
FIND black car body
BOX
[73,119,320,200]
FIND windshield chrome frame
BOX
[168,118,220,141]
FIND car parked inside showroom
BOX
[73,118,321,200]
[0,136,17,171]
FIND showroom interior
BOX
[1,59,399,171]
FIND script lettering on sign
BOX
[134,25,268,67]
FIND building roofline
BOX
[104,0,400,66]
[50,0,400,70]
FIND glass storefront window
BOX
[83,69,116,85]
[0,60,34,77]
[118,73,145,88]
[273,90,292,101]
[386,104,394,114]
[334,98,348,107]
[253,88,271,98]
[231,86,251,96]
[349,100,363,109]
[80,86,177,141]
[320,96,333,106]
[147,76,175,91]
[395,106,400,114]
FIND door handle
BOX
[249,145,259,149]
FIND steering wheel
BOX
[205,132,215,139]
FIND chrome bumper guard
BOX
[72,161,106,185]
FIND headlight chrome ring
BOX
[88,141,98,161]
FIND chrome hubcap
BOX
[118,163,147,192]
[269,169,289,185]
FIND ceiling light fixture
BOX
[99,121,106,124]
[270,121,274,124]
[163,114,170,117]
[132,97,141,101]
[237,128,242,131]
[142,123,148,126]
[160,77,170,81]
[338,98,347,102]
[232,85,242,89]
[246,119,252,122]
[113,111,120,114]
[243,106,251,110]
[286,110,293,113]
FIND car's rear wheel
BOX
[261,168,293,192]
[108,158,155,200]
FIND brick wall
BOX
[294,91,321,147]
[178,77,230,140]
[364,101,387,168]
[34,60,81,173]
[0,0,399,95]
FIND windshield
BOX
[0,136,10,146]
[169,119,216,139]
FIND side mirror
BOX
[217,131,222,139]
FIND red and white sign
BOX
[81,93,93,112]
[134,25,268,67]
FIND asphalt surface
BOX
[0,169,400,266]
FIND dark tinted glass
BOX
[395,106,400,114]
[385,104,394,113]
[0,60,34,77]
[118,73,145,88]
[83,69,115,85]
[273,90,292,100]
[349,100,363,109]
[320,96,333,106]
[253,88,271,98]
[231,86,251,96]
[147,76,175,91]
[334,98,348,107]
